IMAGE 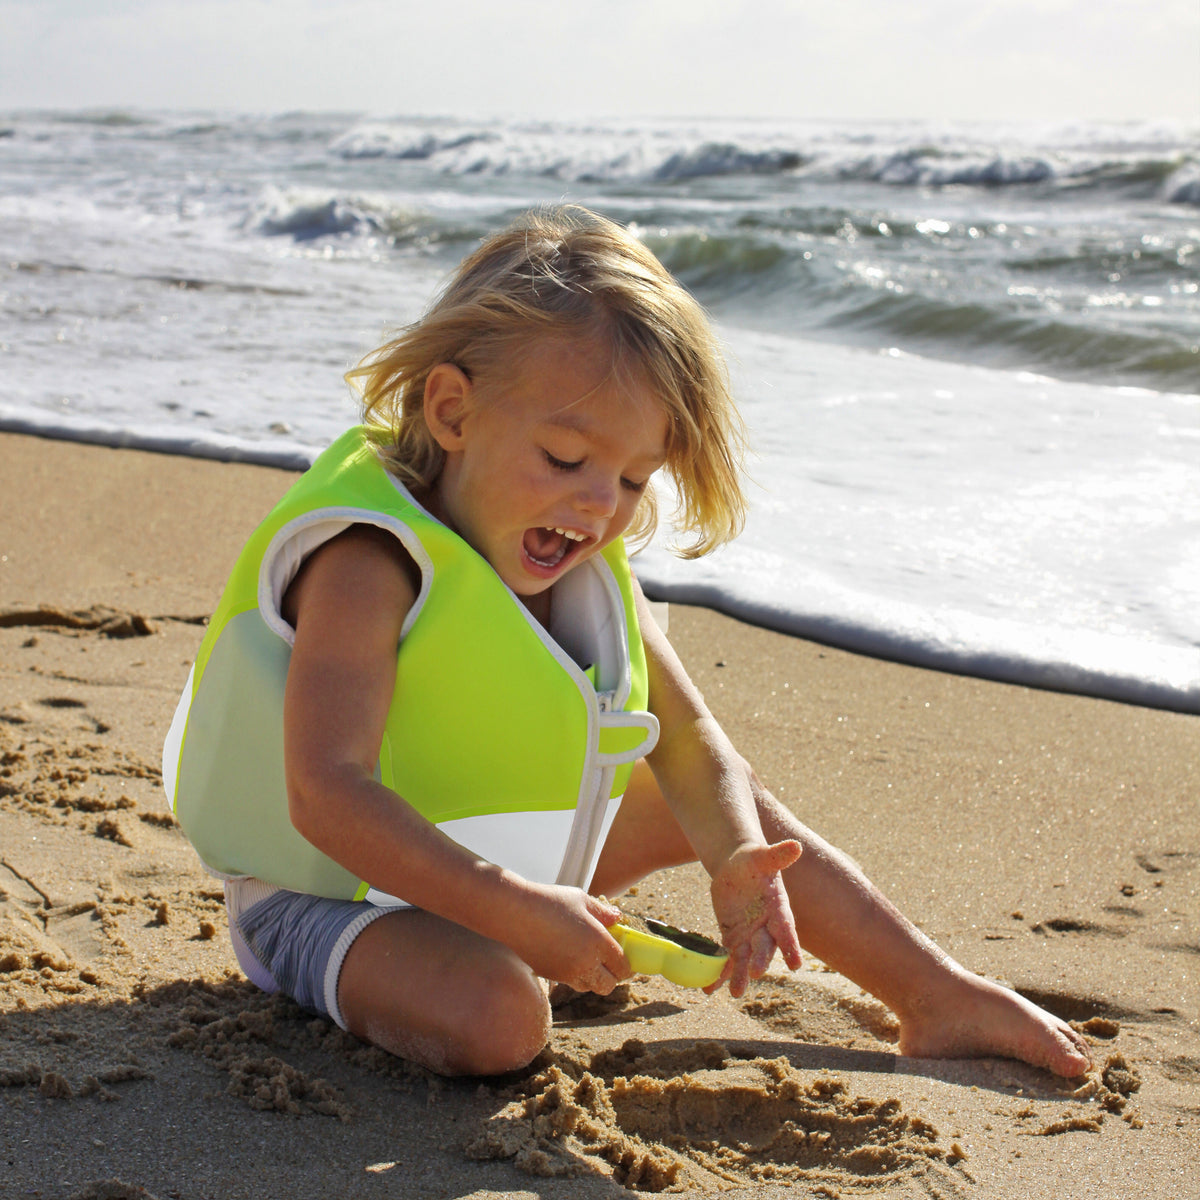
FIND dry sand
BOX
[1,430,1197,1200]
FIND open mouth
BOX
[522,526,590,573]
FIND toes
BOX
[1058,1024,1094,1070]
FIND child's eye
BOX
[544,450,582,472]
[621,477,648,493]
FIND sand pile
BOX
[468,1038,963,1194]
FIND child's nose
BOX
[576,471,619,518]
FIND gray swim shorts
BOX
[223,878,390,1030]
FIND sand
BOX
[1,430,1197,1200]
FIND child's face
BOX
[426,335,668,601]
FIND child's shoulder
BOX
[282,524,421,634]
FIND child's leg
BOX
[225,879,550,1077]
[592,761,1091,1077]
[337,909,551,1077]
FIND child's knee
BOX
[449,955,550,1076]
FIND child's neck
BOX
[521,589,552,630]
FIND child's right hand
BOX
[504,883,631,995]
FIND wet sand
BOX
[1,431,1197,1199]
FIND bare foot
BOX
[896,971,1092,1078]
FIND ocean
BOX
[2,110,1198,712]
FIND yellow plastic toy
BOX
[611,916,729,989]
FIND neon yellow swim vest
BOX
[161,426,659,906]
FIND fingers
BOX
[773,928,804,972]
[602,939,632,984]
[588,965,620,995]
[585,901,631,988]
[709,948,745,998]
[556,940,628,995]
[706,920,800,997]
[766,902,803,971]
[705,939,778,998]
[728,928,782,997]
[524,886,631,994]
[588,894,624,927]
[589,901,632,980]
[727,944,754,998]
[747,926,777,978]
[579,937,631,994]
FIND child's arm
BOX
[636,583,804,996]
[281,526,630,994]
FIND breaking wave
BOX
[322,117,1199,200]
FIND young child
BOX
[163,205,1091,1080]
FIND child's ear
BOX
[423,363,474,451]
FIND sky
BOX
[0,0,1196,123]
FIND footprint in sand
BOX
[1029,917,1125,938]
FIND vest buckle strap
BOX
[594,708,660,767]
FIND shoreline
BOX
[3,419,1195,716]
[1,431,1197,1198]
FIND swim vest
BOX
[161,426,659,907]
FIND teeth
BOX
[551,527,587,542]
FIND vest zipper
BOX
[556,686,615,887]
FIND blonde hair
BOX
[346,205,747,557]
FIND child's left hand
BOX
[707,840,803,997]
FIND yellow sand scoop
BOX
[611,915,729,989]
